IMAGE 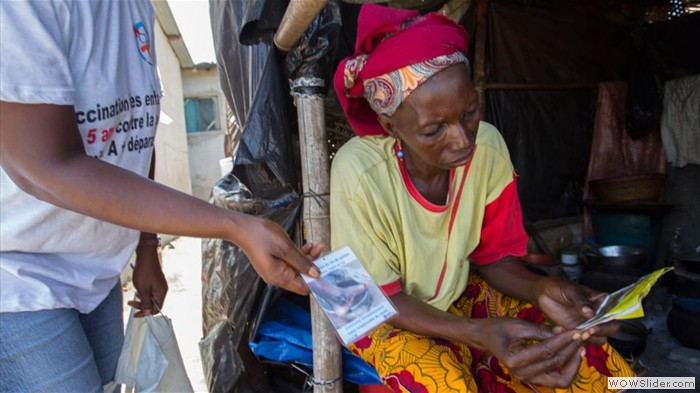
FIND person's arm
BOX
[477,255,544,304]
[0,102,320,295]
[469,162,617,341]
[478,257,618,342]
[128,154,169,316]
[388,293,586,388]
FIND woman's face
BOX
[380,64,480,171]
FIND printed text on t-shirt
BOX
[74,90,160,159]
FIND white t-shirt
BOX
[0,0,161,313]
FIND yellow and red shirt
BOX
[330,121,527,311]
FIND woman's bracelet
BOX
[137,236,161,248]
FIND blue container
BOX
[590,209,665,272]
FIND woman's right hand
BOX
[471,318,585,388]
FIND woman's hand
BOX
[233,215,322,296]
[128,245,168,317]
[388,293,583,388]
[535,276,618,344]
[473,318,585,388]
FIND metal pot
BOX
[676,251,700,275]
[668,262,700,298]
[667,297,700,350]
[608,320,649,358]
[584,245,647,269]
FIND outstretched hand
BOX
[536,276,618,344]
[128,245,168,317]
[235,215,323,296]
[475,318,585,388]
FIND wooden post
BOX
[295,96,343,393]
[474,0,488,113]
[275,1,341,390]
[274,0,330,52]
[438,0,472,22]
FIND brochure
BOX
[576,267,673,330]
[302,246,398,346]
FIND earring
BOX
[395,139,405,160]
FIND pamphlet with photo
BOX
[302,246,399,346]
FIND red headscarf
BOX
[333,4,469,136]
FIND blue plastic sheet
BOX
[249,298,382,386]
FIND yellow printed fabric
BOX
[348,274,635,393]
[330,122,517,311]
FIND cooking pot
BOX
[667,297,700,350]
[608,320,649,358]
[584,245,647,269]
[668,261,700,298]
[675,251,700,274]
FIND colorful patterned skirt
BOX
[348,275,634,393]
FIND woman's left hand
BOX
[535,277,617,345]
[128,245,168,317]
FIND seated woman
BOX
[330,4,633,392]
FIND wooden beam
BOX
[438,0,472,22]
[274,0,330,52]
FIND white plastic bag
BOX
[113,308,194,393]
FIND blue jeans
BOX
[0,283,124,393]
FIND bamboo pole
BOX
[274,0,330,52]
[276,0,342,390]
[473,0,488,113]
[438,0,472,22]
[295,96,343,393]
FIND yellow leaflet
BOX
[606,267,673,319]
[616,307,645,320]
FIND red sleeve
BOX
[380,279,402,297]
[469,175,528,265]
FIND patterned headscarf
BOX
[334,4,469,136]
[361,51,468,117]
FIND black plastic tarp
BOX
[484,89,597,221]
[202,1,299,392]
[488,0,632,84]
[200,168,300,393]
[482,0,633,221]
[203,0,343,391]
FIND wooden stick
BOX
[274,0,330,52]
[295,95,343,393]
[438,0,472,22]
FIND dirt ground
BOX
[122,236,207,392]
